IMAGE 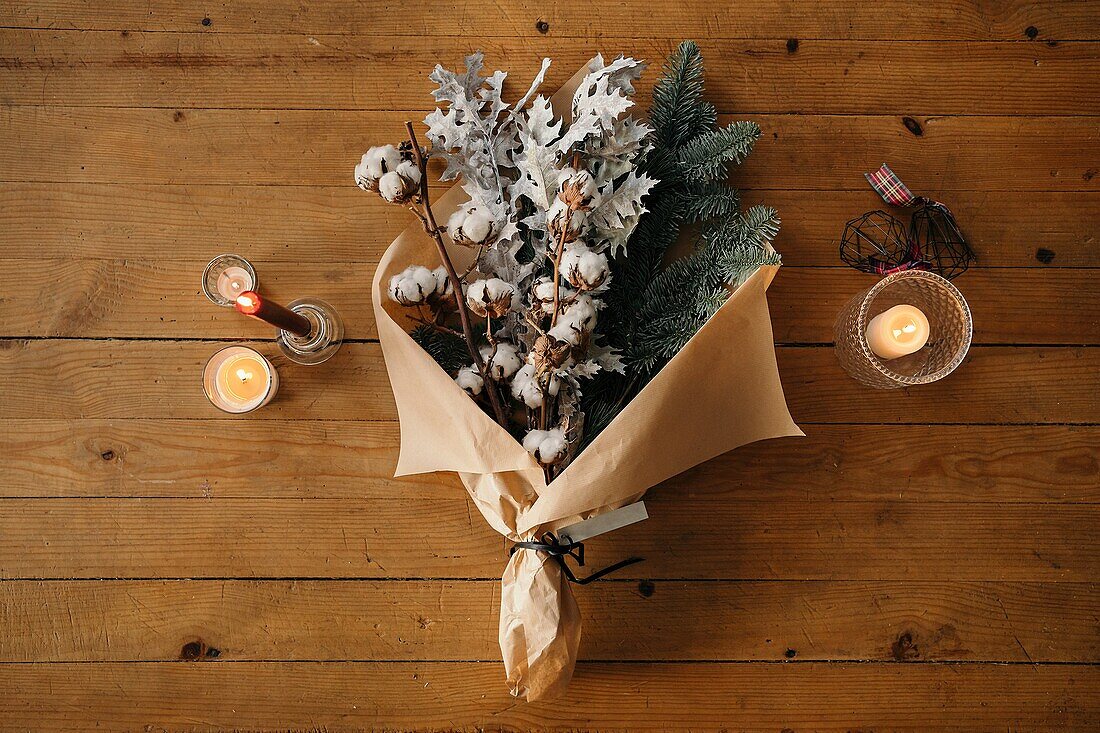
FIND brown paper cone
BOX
[369,60,803,700]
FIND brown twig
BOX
[405,121,509,427]
[550,152,584,327]
[549,213,572,328]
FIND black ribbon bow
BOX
[510,532,644,585]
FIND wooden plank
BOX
[2,260,1095,344]
[3,32,1099,115]
[1,661,1094,731]
[0,340,1096,423]
[0,497,1092,580]
[6,0,1098,40]
[2,183,1098,267]
[3,421,1095,502]
[1,579,1094,663]
[2,108,1097,191]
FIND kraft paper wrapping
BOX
[369,63,802,700]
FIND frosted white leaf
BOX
[513,58,552,113]
[521,95,562,147]
[587,118,652,175]
[479,70,509,127]
[588,170,657,255]
[556,73,634,155]
[569,360,602,379]
[514,136,561,212]
[429,52,486,105]
[424,108,465,151]
[587,54,646,96]
[588,339,626,374]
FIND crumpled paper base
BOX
[370,61,802,700]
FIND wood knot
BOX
[637,580,655,598]
[784,648,797,659]
[173,110,185,123]
[1035,248,1056,264]
[201,17,212,27]
[535,20,549,34]
[785,38,799,53]
[902,116,923,136]
[1024,26,1038,39]
[891,631,919,660]
[179,640,220,660]
[100,449,115,462]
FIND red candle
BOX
[235,291,312,338]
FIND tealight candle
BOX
[216,266,254,301]
[202,254,258,307]
[202,346,279,413]
[865,304,930,360]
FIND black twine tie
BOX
[510,532,644,585]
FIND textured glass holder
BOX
[202,254,258,307]
[834,270,972,389]
[276,297,344,365]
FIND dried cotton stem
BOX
[404,121,509,428]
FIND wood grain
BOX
[4,32,1098,115]
[2,579,1094,662]
[6,0,1098,39]
[1,661,1094,731]
[0,497,1092,580]
[3,421,1095,502]
[2,2,1098,729]
[3,107,1098,191]
[4,260,1095,343]
[2,183,1098,267]
[0,340,1095,423]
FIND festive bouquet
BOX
[366,42,801,699]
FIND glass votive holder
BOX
[833,270,972,389]
[202,346,279,413]
[202,254,258,307]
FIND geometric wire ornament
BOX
[840,210,930,276]
[845,164,976,280]
[909,201,975,279]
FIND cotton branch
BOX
[404,121,509,428]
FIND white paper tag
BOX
[557,501,648,544]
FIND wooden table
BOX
[2,2,1098,729]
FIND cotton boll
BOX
[480,343,522,380]
[548,294,599,345]
[447,203,496,246]
[548,198,585,243]
[466,278,516,319]
[561,243,610,291]
[530,276,575,316]
[558,167,598,211]
[388,265,438,306]
[430,266,453,298]
[354,145,401,191]
[454,366,484,396]
[379,160,422,203]
[510,362,561,408]
[522,428,568,466]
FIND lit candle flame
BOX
[235,367,253,383]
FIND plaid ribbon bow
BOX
[865,163,922,208]
[862,164,931,275]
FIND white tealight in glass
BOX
[202,254,258,307]
[865,304,930,360]
[202,346,279,413]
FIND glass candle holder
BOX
[202,346,279,413]
[833,270,972,389]
[202,254,258,307]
